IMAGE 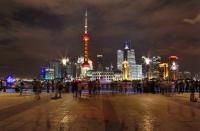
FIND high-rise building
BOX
[116,41,143,80]
[124,43,129,60]
[40,67,55,80]
[61,58,76,79]
[117,50,124,70]
[96,54,103,71]
[159,63,169,80]
[132,65,143,80]
[128,49,136,79]
[49,60,62,79]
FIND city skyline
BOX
[0,0,200,77]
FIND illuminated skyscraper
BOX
[124,43,129,60]
[117,42,142,80]
[128,49,136,78]
[82,10,90,67]
[49,60,62,79]
[117,50,124,70]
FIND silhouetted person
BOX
[51,80,55,93]
[58,81,63,98]
[88,81,92,96]
[19,80,24,96]
[0,80,2,92]
[46,81,50,93]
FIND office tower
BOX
[117,50,124,71]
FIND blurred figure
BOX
[0,80,3,92]
[73,80,78,98]
[51,80,55,93]
[171,81,175,96]
[96,79,101,95]
[88,80,92,97]
[58,81,63,98]
[32,79,40,100]
[19,80,24,96]
[46,81,50,93]
[78,81,82,98]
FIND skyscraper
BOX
[128,49,136,79]
[49,60,62,79]
[96,54,103,71]
[116,41,143,80]
[124,43,129,60]
[117,50,124,71]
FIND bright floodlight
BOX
[171,62,177,71]
[145,58,151,65]
[61,58,67,66]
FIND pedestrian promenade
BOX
[0,93,200,131]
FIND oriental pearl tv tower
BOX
[81,10,92,77]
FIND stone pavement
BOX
[0,93,200,131]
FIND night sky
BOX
[0,0,200,77]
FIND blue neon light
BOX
[6,75,16,85]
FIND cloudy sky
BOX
[0,0,200,77]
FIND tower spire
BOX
[85,10,88,33]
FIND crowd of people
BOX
[1,78,200,101]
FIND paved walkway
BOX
[0,93,200,131]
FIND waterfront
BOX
[0,93,200,131]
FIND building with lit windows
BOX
[159,63,169,80]
[61,58,76,79]
[49,60,62,79]
[116,42,143,80]
[128,49,136,79]
[40,67,55,80]
[76,57,93,78]
[169,56,179,80]
[117,50,124,70]
[96,54,103,71]
[132,65,143,80]
[91,72,114,82]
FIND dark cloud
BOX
[13,7,66,31]
[0,0,199,77]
